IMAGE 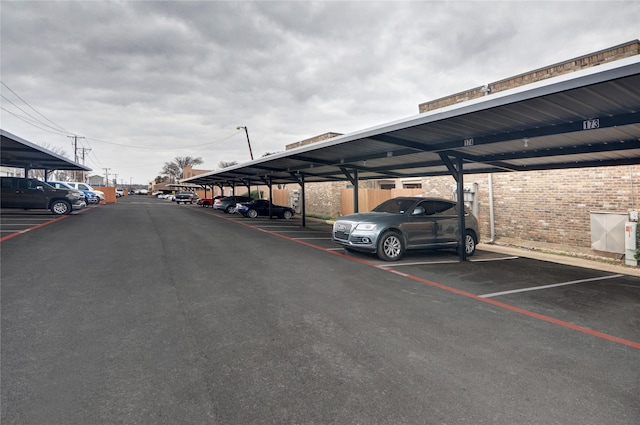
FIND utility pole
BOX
[236,126,254,160]
[103,168,111,187]
[68,135,85,180]
[78,147,91,182]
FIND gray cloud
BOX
[1,1,639,184]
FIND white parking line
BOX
[479,274,625,298]
[2,218,54,222]
[471,256,520,262]
[381,260,460,267]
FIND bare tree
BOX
[217,160,238,169]
[160,156,203,182]
[29,143,70,180]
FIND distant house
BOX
[87,175,104,186]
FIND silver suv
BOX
[332,197,479,261]
[1,177,85,215]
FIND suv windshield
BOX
[371,198,417,214]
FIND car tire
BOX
[377,231,404,261]
[226,206,235,213]
[461,230,477,257]
[282,210,293,219]
[247,209,258,218]
[50,200,71,215]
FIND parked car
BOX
[175,191,196,204]
[115,188,124,197]
[332,197,479,261]
[236,199,295,219]
[213,196,253,213]
[67,182,105,202]
[48,181,98,204]
[46,181,88,210]
[197,196,223,208]
[1,177,85,215]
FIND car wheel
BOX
[247,209,258,218]
[226,206,235,213]
[282,210,293,219]
[50,200,71,215]
[462,230,477,257]
[377,231,404,261]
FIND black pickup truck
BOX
[174,191,197,204]
[0,177,85,215]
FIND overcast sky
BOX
[1,1,639,185]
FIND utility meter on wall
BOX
[630,211,638,222]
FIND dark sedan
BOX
[213,196,253,213]
[237,199,295,219]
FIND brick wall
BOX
[409,166,639,251]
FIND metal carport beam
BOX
[339,167,360,213]
[286,172,309,227]
[439,152,468,261]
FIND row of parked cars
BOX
[194,194,479,261]
[0,177,106,215]
[195,195,296,219]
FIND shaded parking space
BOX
[200,206,640,349]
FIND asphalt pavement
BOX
[2,196,639,424]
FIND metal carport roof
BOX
[1,129,91,174]
[183,55,640,188]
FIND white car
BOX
[67,182,106,201]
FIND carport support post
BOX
[300,174,306,227]
[353,169,359,213]
[268,177,273,219]
[439,153,467,261]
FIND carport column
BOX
[455,156,466,261]
[300,173,306,227]
[353,169,359,213]
[439,152,467,261]
[268,177,273,219]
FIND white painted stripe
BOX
[471,256,519,262]
[381,260,460,267]
[2,219,53,222]
[1,223,48,226]
[479,274,624,298]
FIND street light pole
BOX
[237,126,254,160]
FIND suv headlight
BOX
[354,223,376,231]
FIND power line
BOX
[0,106,70,136]
[1,81,72,134]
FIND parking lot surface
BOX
[2,196,639,424]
